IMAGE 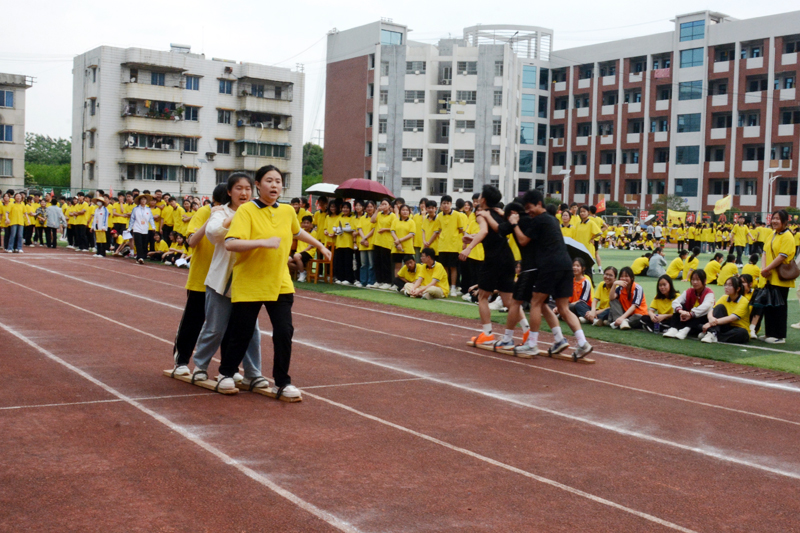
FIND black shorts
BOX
[438,251,459,268]
[479,261,515,294]
[513,269,538,302]
[300,252,313,266]
[533,269,573,300]
[392,252,411,264]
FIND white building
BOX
[71,45,304,198]
[0,73,33,191]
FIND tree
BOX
[302,142,323,177]
[649,194,689,213]
[25,133,71,165]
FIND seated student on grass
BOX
[560,210,576,238]
[148,231,169,261]
[700,275,751,344]
[289,216,315,282]
[163,232,186,265]
[394,255,422,292]
[717,253,739,286]
[568,258,593,323]
[741,253,763,289]
[404,248,449,300]
[703,253,725,284]
[662,269,716,340]
[586,266,616,326]
[740,273,762,339]
[682,246,701,282]
[607,266,647,330]
[666,250,688,282]
[641,274,678,333]
[646,247,668,278]
[631,253,651,276]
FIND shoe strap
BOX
[246,376,268,391]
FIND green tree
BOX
[303,142,323,177]
[649,194,689,213]
[25,133,71,165]
[25,163,71,189]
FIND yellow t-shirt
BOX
[173,206,187,235]
[154,240,169,253]
[160,204,175,229]
[704,260,721,282]
[742,263,763,289]
[717,263,739,286]
[575,218,601,255]
[422,216,441,252]
[6,202,25,225]
[397,263,423,283]
[666,257,684,279]
[466,219,484,261]
[374,212,397,249]
[594,282,612,310]
[184,205,213,293]
[631,256,650,275]
[312,210,328,243]
[227,201,300,303]
[357,216,375,251]
[151,207,162,232]
[650,298,674,315]
[715,295,750,330]
[412,213,425,248]
[765,229,796,288]
[682,256,699,281]
[337,215,355,249]
[560,225,576,239]
[296,208,311,225]
[74,202,90,225]
[732,225,748,246]
[419,261,450,297]
[0,204,5,228]
[436,211,465,253]
[391,218,416,255]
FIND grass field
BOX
[298,247,800,375]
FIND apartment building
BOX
[0,73,33,191]
[72,45,304,198]
[325,11,800,214]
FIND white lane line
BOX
[302,378,424,390]
[303,391,696,533]
[63,260,188,289]
[0,319,361,533]
[0,393,211,411]
[293,312,800,427]
[7,260,800,478]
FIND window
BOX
[89,99,96,116]
[522,65,537,89]
[537,124,547,146]
[456,91,476,104]
[367,84,374,99]
[492,118,502,136]
[574,96,590,108]
[538,96,548,118]
[378,118,387,134]
[184,168,197,183]
[0,125,12,142]
[658,87,672,100]
[406,61,426,74]
[491,149,500,165]
[185,106,199,121]
[536,152,546,173]
[453,179,473,192]
[380,62,390,76]
[519,150,533,173]
[0,158,12,176]
[621,151,638,164]
[457,61,477,75]
[151,72,165,86]
[520,123,535,144]
[402,119,424,132]
[455,120,475,132]
[748,78,768,92]
[573,152,588,165]
[369,54,375,69]
[217,140,231,154]
[0,90,13,108]
[521,94,536,117]
[490,175,500,188]
[575,181,590,194]
[91,67,97,83]
[736,179,757,196]
[404,90,425,103]
[675,178,698,197]
[710,180,729,195]
[744,146,765,161]
[647,180,666,195]
[677,113,701,133]
[219,79,233,94]
[401,177,422,190]
[675,145,700,164]
[650,119,669,132]
[678,81,703,100]
[493,90,503,106]
[88,131,94,148]
[379,90,388,105]
[184,137,198,152]
[625,180,641,194]
[215,170,230,184]
[494,61,504,76]
[381,29,403,45]
[539,68,549,90]
[680,48,704,68]
[185,76,200,90]
[217,110,232,124]
[241,143,288,158]
[679,20,705,42]
[454,149,474,163]
[777,179,798,196]
[365,141,372,156]
[402,149,423,161]
[377,144,387,164]
[366,113,373,127]
[141,165,178,181]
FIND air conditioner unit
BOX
[241,149,247,156]
[191,186,198,193]
[442,79,451,85]
[414,98,419,103]
[457,188,464,193]
[411,157,417,162]
[460,101,466,105]
[277,124,285,130]
[415,70,420,75]
[413,128,418,132]
[459,159,465,163]
[462,71,468,75]
[130,77,137,83]
[460,128,466,133]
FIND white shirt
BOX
[129,205,154,234]
[204,204,236,297]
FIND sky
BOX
[2,0,798,146]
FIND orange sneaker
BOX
[473,332,495,346]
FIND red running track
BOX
[1,249,799,532]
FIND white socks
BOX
[527,331,539,347]
[503,329,514,343]
[482,323,493,335]
[551,327,564,342]
[575,330,587,347]
[519,317,530,330]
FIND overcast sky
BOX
[2,0,798,145]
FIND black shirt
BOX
[482,210,515,265]
[501,212,571,273]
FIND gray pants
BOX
[193,285,262,378]
[609,299,643,329]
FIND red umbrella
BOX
[335,178,395,202]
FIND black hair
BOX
[420,247,436,260]
[301,215,313,223]
[772,209,789,224]
[212,183,230,205]
[441,195,453,203]
[713,252,724,262]
[559,203,569,211]
[603,266,618,281]
[689,246,701,262]
[419,197,428,206]
[318,195,329,203]
[472,192,480,201]
[545,203,557,216]
[724,275,743,299]
[618,266,635,297]
[426,199,437,209]
[521,189,543,208]
[395,197,405,205]
[504,202,524,219]
[739,273,753,288]
[50,198,58,206]
[455,198,466,210]
[721,253,736,268]
[643,252,653,259]
[749,253,759,265]
[691,269,707,285]
[655,274,677,300]
[678,250,689,258]
[227,172,254,194]
[480,184,502,208]
[589,205,597,214]
[403,255,415,263]
[255,165,283,182]
[341,201,352,212]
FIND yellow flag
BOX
[713,195,732,215]
[626,210,633,216]
[667,209,686,225]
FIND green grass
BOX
[298,247,800,375]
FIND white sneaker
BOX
[578,317,588,324]
[701,332,717,343]
[450,285,457,296]
[662,327,679,338]
[488,299,504,311]
[790,322,800,330]
[749,326,757,339]
[353,281,362,287]
[192,368,208,381]
[592,318,606,327]
[172,365,190,376]
[215,375,236,391]
[380,283,393,290]
[66,245,74,249]
[462,293,473,302]
[620,319,631,330]
[340,280,351,286]
[453,289,463,297]
[274,384,301,399]
[765,337,786,344]
[242,377,270,389]
[676,327,691,340]
[366,283,376,288]
[297,272,307,282]
[233,372,244,382]
[335,280,343,284]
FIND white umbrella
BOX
[304,183,338,195]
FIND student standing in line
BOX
[560,211,576,238]
[436,195,465,297]
[574,206,601,269]
[412,198,427,260]
[357,200,377,287]
[128,193,155,265]
[335,201,356,285]
[421,200,441,254]
[44,197,66,249]
[390,204,416,276]
[759,209,795,344]
[371,198,397,289]
[90,197,110,257]
[3,192,26,253]
[217,166,331,396]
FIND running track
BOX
[1,249,799,532]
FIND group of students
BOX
[565,209,798,344]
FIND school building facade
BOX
[0,73,34,191]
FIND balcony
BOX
[744,91,762,104]
[628,73,643,84]
[553,109,566,120]
[778,124,797,137]
[576,107,589,118]
[551,138,565,148]
[576,136,589,146]
[239,155,290,172]
[624,193,640,204]
[600,135,614,145]
[626,133,641,144]
[713,61,730,73]
[239,95,294,115]
[602,75,616,86]
[574,165,587,175]
[552,165,564,175]
[578,78,591,89]
[655,100,670,111]
[712,94,728,106]
[782,52,798,66]
[742,126,761,138]
[769,159,793,171]
[120,148,185,166]
[601,104,615,116]
[124,82,183,101]
[708,161,725,173]
[626,102,641,113]
[708,194,724,205]
[775,195,795,207]
[710,128,728,140]
[625,163,640,174]
[780,88,796,101]
[740,195,758,206]
[653,162,667,173]
[599,164,613,174]
[554,81,567,92]
[121,115,201,137]
[746,56,764,70]
[653,131,668,143]
[235,126,290,144]
[742,160,760,172]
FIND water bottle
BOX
[654,321,661,333]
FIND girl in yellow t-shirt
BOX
[355,200,377,287]
[390,204,416,275]
[371,199,397,289]
[334,202,356,285]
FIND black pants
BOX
[708,304,749,344]
[33,226,44,245]
[96,241,108,256]
[161,225,173,239]
[374,246,392,284]
[220,294,294,387]
[44,228,58,248]
[174,290,206,366]
[334,247,355,283]
[734,245,744,265]
[393,276,409,291]
[66,226,74,246]
[133,232,148,261]
[74,224,88,250]
[23,225,33,245]
[668,312,708,337]
[763,285,789,340]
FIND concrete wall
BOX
[0,73,31,190]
